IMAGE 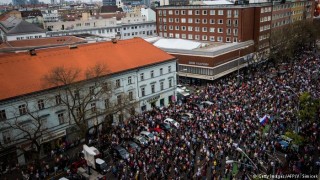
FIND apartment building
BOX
[0,38,176,165]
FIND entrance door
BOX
[160,98,164,107]
[151,102,156,108]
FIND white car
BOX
[139,131,155,142]
[164,118,180,129]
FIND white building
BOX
[41,9,59,23]
[0,16,46,41]
[141,7,156,21]
[0,38,176,165]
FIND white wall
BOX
[7,32,46,41]
[141,8,156,21]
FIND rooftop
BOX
[0,38,175,101]
[0,16,46,35]
[0,36,87,51]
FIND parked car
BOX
[139,131,155,142]
[133,136,148,148]
[159,123,173,133]
[164,118,180,129]
[112,146,129,160]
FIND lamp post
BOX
[236,147,259,170]
[285,86,300,133]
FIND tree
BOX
[43,63,138,139]
[298,92,320,123]
[0,100,49,162]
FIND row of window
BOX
[123,30,155,37]
[272,12,291,20]
[158,9,239,17]
[139,66,171,81]
[259,33,270,41]
[260,16,271,23]
[260,24,271,32]
[160,26,238,35]
[16,35,42,40]
[123,24,154,30]
[261,7,272,13]
[159,18,238,26]
[140,79,173,97]
[159,32,238,42]
[272,19,290,28]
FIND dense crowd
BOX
[108,50,320,179]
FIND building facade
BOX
[0,38,176,165]
[103,0,117,6]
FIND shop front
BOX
[40,130,66,155]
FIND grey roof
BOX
[0,16,46,35]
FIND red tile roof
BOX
[0,38,175,101]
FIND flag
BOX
[259,115,268,126]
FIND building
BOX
[0,37,176,165]
[13,0,27,6]
[148,37,254,85]
[0,36,87,52]
[103,0,117,6]
[169,0,189,6]
[0,15,46,41]
[271,2,292,30]
[41,9,59,23]
[141,7,156,21]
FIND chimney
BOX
[29,49,36,56]
[69,45,78,49]
[111,38,117,44]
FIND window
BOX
[158,10,162,16]
[169,79,173,88]
[210,10,215,15]
[195,18,200,23]
[182,34,186,39]
[58,113,65,124]
[151,84,155,93]
[19,104,27,115]
[181,18,186,23]
[188,34,193,39]
[168,10,173,15]
[218,19,223,24]
[76,107,81,117]
[182,26,186,31]
[218,28,223,33]
[227,19,232,26]
[55,95,62,105]
[218,10,224,15]
[227,10,232,18]
[168,66,171,73]
[210,19,215,24]
[188,26,193,31]
[89,86,95,96]
[226,37,231,42]
[175,18,179,23]
[169,25,173,30]
[202,10,207,15]
[91,103,96,113]
[150,70,154,78]
[233,19,238,27]
[227,28,231,35]
[217,36,223,42]
[210,36,215,41]
[117,95,122,105]
[74,90,80,99]
[38,100,45,110]
[175,26,180,30]
[169,18,173,22]
[2,130,11,144]
[141,87,145,97]
[105,99,110,108]
[175,10,179,15]
[202,19,207,24]
[160,68,163,75]
[118,114,124,122]
[128,76,132,84]
[195,35,200,40]
[233,28,238,36]
[140,73,144,81]
[181,10,186,15]
[202,27,207,32]
[195,27,200,32]
[0,110,6,120]
[202,35,207,41]
[210,28,215,32]
[129,91,133,100]
[160,82,164,90]
[188,10,193,15]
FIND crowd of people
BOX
[107,49,320,179]
[6,49,319,180]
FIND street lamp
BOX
[226,160,256,169]
[285,86,300,133]
[236,147,258,170]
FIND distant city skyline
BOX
[1,0,101,4]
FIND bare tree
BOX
[0,101,49,161]
[43,63,138,139]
